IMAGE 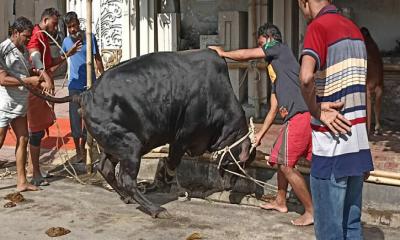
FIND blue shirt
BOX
[62,33,99,90]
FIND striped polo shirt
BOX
[301,5,374,179]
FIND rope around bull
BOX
[15,30,278,193]
[33,31,278,193]
[212,117,278,192]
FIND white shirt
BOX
[0,38,31,117]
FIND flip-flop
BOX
[30,178,50,186]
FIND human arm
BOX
[94,52,104,75]
[254,93,279,145]
[32,69,54,93]
[208,46,265,61]
[299,55,351,134]
[51,40,82,67]
[0,68,43,87]
[92,35,104,75]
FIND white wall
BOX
[67,0,132,60]
[335,0,400,51]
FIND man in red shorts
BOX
[209,23,313,226]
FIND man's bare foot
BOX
[291,212,314,226]
[260,200,288,213]
[16,183,40,192]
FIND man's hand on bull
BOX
[318,102,352,135]
[39,80,54,95]
[208,46,225,57]
[33,69,54,94]
[24,76,42,87]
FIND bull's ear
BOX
[239,140,250,162]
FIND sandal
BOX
[30,178,50,186]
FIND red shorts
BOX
[269,112,312,167]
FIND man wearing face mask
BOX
[62,11,104,162]
[209,23,313,226]
[26,8,81,186]
[298,0,374,239]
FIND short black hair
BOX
[10,16,33,34]
[41,7,60,20]
[64,11,79,25]
[360,27,370,37]
[257,23,283,43]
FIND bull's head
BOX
[216,118,257,177]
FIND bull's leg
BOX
[118,150,170,218]
[150,143,185,192]
[374,85,383,134]
[96,152,134,204]
[366,86,373,135]
[166,144,192,198]
[164,143,185,182]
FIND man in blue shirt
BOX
[62,11,104,162]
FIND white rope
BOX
[0,168,17,180]
[36,30,69,92]
[212,117,278,192]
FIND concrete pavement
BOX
[0,174,399,240]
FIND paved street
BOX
[0,174,398,240]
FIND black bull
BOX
[23,49,256,218]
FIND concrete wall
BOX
[335,0,400,52]
[179,0,248,50]
[0,0,65,42]
[0,1,13,42]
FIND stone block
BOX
[199,35,219,49]
[218,11,248,102]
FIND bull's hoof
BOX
[120,196,134,204]
[154,208,172,219]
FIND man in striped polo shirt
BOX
[298,0,374,239]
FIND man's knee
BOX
[367,82,377,95]
[18,136,29,146]
[375,86,383,96]
[29,130,45,147]
[0,133,6,148]
[279,165,296,175]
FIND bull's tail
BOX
[15,75,82,104]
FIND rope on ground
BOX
[53,120,86,185]
[0,168,17,180]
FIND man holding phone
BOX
[62,11,104,162]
